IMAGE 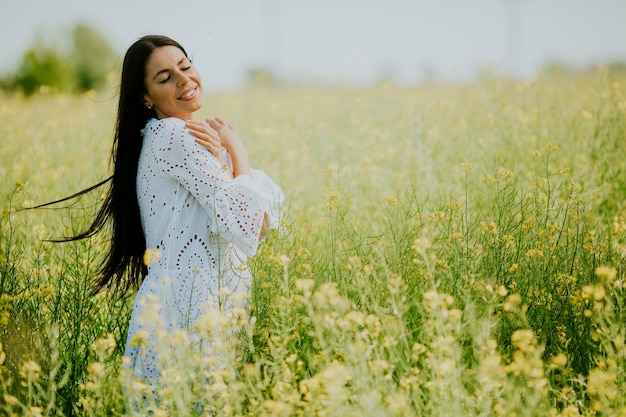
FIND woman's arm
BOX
[148,118,267,254]
[188,118,272,241]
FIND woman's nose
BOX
[177,73,190,86]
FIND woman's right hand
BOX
[186,120,225,162]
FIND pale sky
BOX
[1,0,625,90]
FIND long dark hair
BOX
[35,35,188,296]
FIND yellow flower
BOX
[587,368,617,399]
[277,254,291,266]
[243,363,260,378]
[498,167,513,179]
[503,293,522,312]
[525,248,543,258]
[497,285,509,297]
[369,359,390,374]
[294,278,315,295]
[87,362,105,376]
[323,190,342,211]
[143,248,161,266]
[0,311,11,326]
[385,393,410,414]
[582,284,605,301]
[557,405,582,417]
[382,196,398,206]
[412,237,432,253]
[129,329,150,347]
[344,310,365,327]
[319,361,351,390]
[29,407,43,417]
[93,333,117,353]
[447,308,463,323]
[84,381,98,391]
[550,353,568,369]
[387,274,406,295]
[510,329,536,352]
[595,265,616,282]
[313,282,350,314]
[411,343,427,361]
[3,393,20,406]
[130,380,149,393]
[19,360,41,379]
[612,216,626,234]
[434,358,456,377]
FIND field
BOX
[1,68,625,416]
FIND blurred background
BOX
[1,0,625,93]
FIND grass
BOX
[1,67,625,416]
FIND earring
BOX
[146,103,153,110]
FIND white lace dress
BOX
[123,117,283,384]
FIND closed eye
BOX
[157,62,191,83]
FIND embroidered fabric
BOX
[123,117,283,384]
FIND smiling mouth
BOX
[179,87,197,100]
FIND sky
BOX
[1,0,625,91]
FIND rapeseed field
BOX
[1,68,625,416]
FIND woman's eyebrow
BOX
[152,58,188,80]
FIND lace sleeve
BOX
[145,118,269,256]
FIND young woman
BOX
[64,35,283,385]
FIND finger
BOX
[187,120,215,133]
[213,118,225,128]
[206,119,220,130]
[186,125,214,138]
[189,131,221,149]
[195,137,219,149]
[213,117,234,131]
[195,138,221,155]
[186,119,204,128]
[186,122,220,141]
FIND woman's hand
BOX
[206,117,252,177]
[206,117,243,152]
[186,120,226,164]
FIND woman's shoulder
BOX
[141,117,200,165]
[142,117,187,138]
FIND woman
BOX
[62,35,283,386]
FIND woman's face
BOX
[143,45,203,120]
